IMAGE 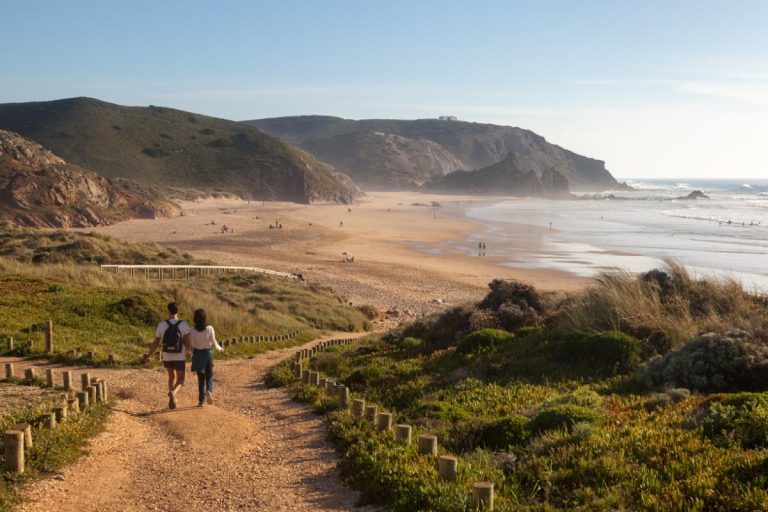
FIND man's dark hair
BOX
[167,302,179,315]
[193,309,207,332]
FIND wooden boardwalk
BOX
[100,264,298,280]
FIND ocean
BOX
[462,179,768,292]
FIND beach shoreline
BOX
[85,192,590,315]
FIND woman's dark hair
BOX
[193,309,207,332]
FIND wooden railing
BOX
[100,264,298,280]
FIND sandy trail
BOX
[13,334,375,512]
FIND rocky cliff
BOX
[0,130,179,228]
[247,115,625,192]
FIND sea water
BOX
[464,179,768,292]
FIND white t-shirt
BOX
[155,319,191,361]
[187,325,223,351]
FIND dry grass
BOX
[560,260,766,352]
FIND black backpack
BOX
[162,320,184,353]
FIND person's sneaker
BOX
[168,390,177,410]
[206,391,214,405]
[197,402,205,407]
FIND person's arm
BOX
[210,326,224,352]
[183,333,192,358]
[144,336,161,365]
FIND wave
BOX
[663,209,765,226]
[742,184,752,188]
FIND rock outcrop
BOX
[430,152,571,198]
[0,130,180,228]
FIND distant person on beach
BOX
[185,309,224,407]
[143,302,191,410]
[339,221,343,227]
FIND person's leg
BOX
[205,357,214,404]
[165,367,175,391]
[196,371,205,405]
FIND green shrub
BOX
[265,361,294,388]
[413,400,472,421]
[398,336,423,350]
[555,331,643,376]
[313,352,346,375]
[456,328,512,355]
[700,392,768,448]
[635,330,768,392]
[478,414,530,449]
[548,387,604,409]
[530,404,604,434]
[479,279,544,313]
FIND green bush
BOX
[555,331,643,376]
[530,404,604,434]
[478,414,530,449]
[313,351,346,375]
[635,330,768,392]
[265,361,294,388]
[413,400,472,421]
[700,392,768,448]
[398,336,423,350]
[456,328,512,355]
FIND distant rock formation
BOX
[676,190,709,200]
[429,152,571,198]
[0,129,180,228]
[246,115,628,192]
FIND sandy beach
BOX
[89,192,589,316]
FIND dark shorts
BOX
[163,360,186,371]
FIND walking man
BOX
[144,302,191,409]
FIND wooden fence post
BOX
[68,398,80,415]
[301,369,310,384]
[54,406,67,422]
[43,412,57,430]
[376,412,393,432]
[472,482,494,510]
[351,399,365,417]
[45,320,53,354]
[63,371,73,391]
[24,368,36,382]
[86,386,97,405]
[438,456,458,482]
[6,337,12,351]
[309,371,320,385]
[417,434,438,456]
[12,423,31,450]
[77,391,88,409]
[4,363,13,380]
[364,405,378,422]
[395,424,412,445]
[4,430,24,473]
[46,369,55,387]
[81,373,91,391]
[337,385,350,409]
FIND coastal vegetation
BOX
[0,230,371,365]
[272,263,768,511]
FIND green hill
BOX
[0,98,359,204]
[246,115,626,192]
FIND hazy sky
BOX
[2,0,767,179]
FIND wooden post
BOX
[81,372,91,391]
[107,354,116,365]
[309,371,320,385]
[102,380,108,401]
[4,430,24,473]
[4,363,13,380]
[68,398,80,415]
[45,320,53,353]
[364,405,378,422]
[293,363,302,379]
[417,434,438,456]
[12,423,31,450]
[337,385,350,408]
[77,391,88,409]
[395,424,412,445]
[87,351,95,360]
[472,482,494,510]
[319,377,327,387]
[94,381,104,403]
[43,412,57,429]
[6,337,12,351]
[46,368,55,387]
[376,412,393,432]
[63,371,73,391]
[438,456,458,482]
[86,386,97,405]
[24,368,36,381]
[351,399,365,417]
[324,379,335,391]
[301,369,310,384]
[54,406,67,422]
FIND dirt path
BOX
[10,334,376,512]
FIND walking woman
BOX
[185,309,224,407]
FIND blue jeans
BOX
[191,349,213,404]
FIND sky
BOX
[2,0,767,179]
